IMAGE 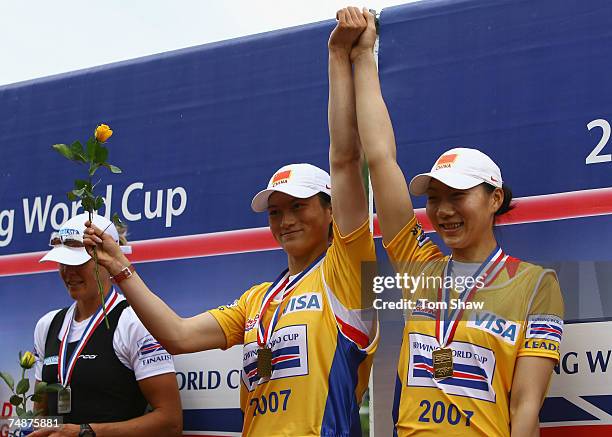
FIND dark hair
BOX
[317,192,332,208]
[316,192,333,239]
[482,183,514,216]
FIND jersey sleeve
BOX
[321,219,377,350]
[114,308,175,381]
[384,215,443,263]
[33,310,60,381]
[208,286,261,349]
[517,270,565,362]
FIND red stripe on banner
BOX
[1,188,612,277]
[412,187,612,232]
[0,228,279,277]
[541,425,612,436]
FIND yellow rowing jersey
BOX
[209,220,378,436]
[386,216,564,436]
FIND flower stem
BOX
[20,368,26,417]
[88,199,110,329]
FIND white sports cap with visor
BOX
[409,147,503,196]
[251,163,331,212]
[40,212,131,266]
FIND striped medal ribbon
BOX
[433,247,508,379]
[57,289,121,413]
[255,253,325,378]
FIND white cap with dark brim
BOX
[39,212,131,266]
[409,147,503,196]
[251,163,331,212]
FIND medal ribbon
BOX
[436,247,508,348]
[57,289,121,386]
[256,253,326,348]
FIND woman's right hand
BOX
[83,220,130,275]
[328,6,367,57]
[350,8,377,63]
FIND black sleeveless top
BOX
[41,301,148,423]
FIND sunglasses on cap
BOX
[49,232,85,248]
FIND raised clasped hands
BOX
[329,7,377,63]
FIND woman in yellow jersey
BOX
[351,9,564,437]
[82,8,378,436]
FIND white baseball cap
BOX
[40,212,131,266]
[251,163,331,212]
[409,147,503,196]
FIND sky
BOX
[0,0,417,86]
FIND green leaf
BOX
[16,406,25,417]
[9,395,22,406]
[82,197,95,213]
[70,141,87,163]
[30,393,43,403]
[94,196,105,211]
[71,188,86,197]
[44,383,64,393]
[52,144,75,160]
[83,183,94,195]
[112,213,124,227]
[103,163,122,174]
[95,145,109,164]
[34,381,47,394]
[75,179,89,189]
[87,137,97,161]
[0,371,14,390]
[67,191,77,201]
[89,163,100,177]
[22,410,35,419]
[71,140,83,152]
[16,378,30,395]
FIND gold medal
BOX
[432,348,453,379]
[257,347,273,378]
[57,385,72,414]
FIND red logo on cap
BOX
[271,170,292,187]
[491,176,498,183]
[434,153,458,170]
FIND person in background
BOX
[31,213,182,437]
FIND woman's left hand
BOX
[329,6,368,56]
[29,423,80,437]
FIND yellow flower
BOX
[95,124,113,143]
[19,351,36,369]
